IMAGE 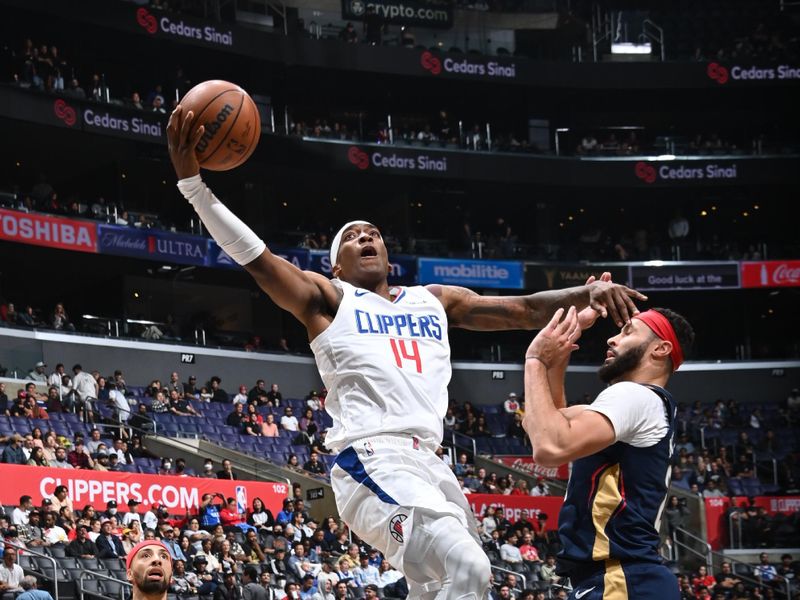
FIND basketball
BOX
[179,80,261,171]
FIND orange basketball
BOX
[179,80,261,171]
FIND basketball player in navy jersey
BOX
[522,305,694,600]
[167,107,647,600]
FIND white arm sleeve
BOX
[177,175,266,266]
[585,381,669,448]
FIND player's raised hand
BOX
[586,275,647,328]
[167,105,204,180]
[526,306,581,369]
[577,272,610,331]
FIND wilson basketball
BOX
[179,80,261,171]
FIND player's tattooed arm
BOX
[430,278,646,331]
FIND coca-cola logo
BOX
[420,51,442,75]
[707,62,729,85]
[347,146,369,170]
[136,7,158,34]
[635,161,656,184]
[53,99,77,126]
[773,264,800,284]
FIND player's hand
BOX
[586,276,647,328]
[167,105,204,180]
[526,306,581,369]
[577,272,610,331]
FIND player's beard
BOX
[598,341,647,384]
[135,573,170,595]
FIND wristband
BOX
[525,355,550,369]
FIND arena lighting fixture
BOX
[655,154,676,161]
[644,260,665,267]
[611,42,652,55]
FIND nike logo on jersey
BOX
[354,290,369,297]
[575,587,596,599]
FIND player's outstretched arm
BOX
[167,106,336,334]
[430,275,646,332]
[522,307,616,467]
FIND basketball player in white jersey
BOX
[167,107,646,600]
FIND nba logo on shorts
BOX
[235,486,247,514]
[364,441,375,456]
[389,513,407,543]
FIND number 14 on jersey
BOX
[389,338,423,373]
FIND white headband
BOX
[329,220,371,271]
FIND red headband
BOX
[633,310,684,371]
[126,540,171,570]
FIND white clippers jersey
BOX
[310,280,451,452]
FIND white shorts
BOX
[331,434,479,577]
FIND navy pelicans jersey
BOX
[558,383,676,565]
[310,280,451,452]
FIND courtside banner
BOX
[419,258,524,289]
[468,493,564,524]
[525,263,629,291]
[741,260,800,288]
[0,208,97,253]
[341,0,453,29]
[0,463,289,517]
[629,262,740,291]
[494,456,569,480]
[98,225,210,267]
[704,496,800,550]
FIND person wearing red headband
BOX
[523,304,694,600]
[126,540,173,600]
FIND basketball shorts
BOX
[331,434,480,577]
[567,560,679,600]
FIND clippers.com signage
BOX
[420,51,517,80]
[634,160,738,184]
[347,145,448,173]
[135,7,234,47]
[468,494,564,524]
[706,61,800,84]
[0,208,97,253]
[0,464,288,517]
[741,260,800,288]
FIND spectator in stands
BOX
[671,466,692,491]
[303,451,326,475]
[129,403,154,432]
[500,532,525,574]
[281,407,299,432]
[183,375,198,396]
[261,413,279,437]
[210,377,228,403]
[755,552,779,584]
[96,520,125,558]
[27,447,48,467]
[67,525,98,558]
[0,547,24,596]
[42,511,68,545]
[227,403,245,427]
[664,495,688,537]
[702,480,725,498]
[339,22,358,43]
[51,303,75,332]
[506,413,526,440]
[691,565,716,596]
[49,446,72,469]
[247,380,267,405]
[715,562,741,593]
[172,391,200,417]
[265,383,282,407]
[192,555,219,595]
[529,477,550,496]
[233,385,249,405]
[67,440,93,469]
[1,435,25,465]
[503,393,521,413]
[26,360,47,382]
[199,459,217,479]
[215,571,240,600]
[217,459,238,480]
